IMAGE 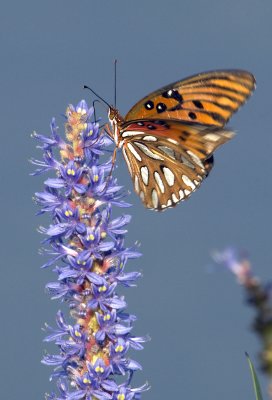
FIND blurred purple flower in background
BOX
[214,247,272,391]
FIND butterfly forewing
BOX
[121,120,234,210]
[125,70,255,127]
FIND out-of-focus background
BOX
[1,0,272,398]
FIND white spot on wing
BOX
[152,189,159,208]
[134,176,139,193]
[172,193,179,203]
[127,143,142,161]
[154,172,165,193]
[143,136,157,142]
[181,156,194,169]
[158,146,175,160]
[167,199,172,207]
[184,189,191,196]
[186,150,204,168]
[179,190,184,199]
[134,142,163,160]
[167,138,178,145]
[140,166,149,185]
[182,175,196,191]
[163,167,175,186]
[122,130,145,138]
[204,133,220,142]
[194,179,200,186]
[122,148,132,175]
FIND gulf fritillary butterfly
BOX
[104,70,255,210]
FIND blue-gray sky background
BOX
[1,0,272,398]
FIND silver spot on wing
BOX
[134,175,139,193]
[143,135,157,142]
[127,143,142,161]
[186,150,204,168]
[182,175,196,191]
[140,166,149,185]
[167,138,178,145]
[154,172,165,193]
[172,193,179,203]
[162,167,175,186]
[123,148,132,175]
[152,189,159,208]
[122,130,145,138]
[134,142,164,160]
[158,146,176,160]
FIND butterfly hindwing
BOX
[120,120,234,210]
[125,70,255,127]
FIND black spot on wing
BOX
[169,103,183,111]
[156,103,167,113]
[193,100,204,109]
[204,155,214,176]
[172,90,183,103]
[210,112,226,124]
[188,112,197,120]
[145,100,154,110]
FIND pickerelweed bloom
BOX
[32,101,149,399]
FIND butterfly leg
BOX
[100,123,118,191]
[108,146,118,179]
[103,123,115,141]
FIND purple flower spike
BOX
[33,101,149,399]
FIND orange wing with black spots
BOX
[125,70,255,127]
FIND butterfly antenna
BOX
[92,99,101,123]
[83,85,111,109]
[114,59,117,108]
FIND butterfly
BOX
[103,70,255,210]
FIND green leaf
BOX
[246,352,263,400]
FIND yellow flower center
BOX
[67,168,75,176]
[65,210,73,217]
[77,260,86,265]
[75,330,81,337]
[103,314,111,321]
[95,366,104,373]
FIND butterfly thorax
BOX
[108,107,125,147]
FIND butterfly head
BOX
[108,106,123,126]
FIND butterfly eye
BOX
[108,108,114,119]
